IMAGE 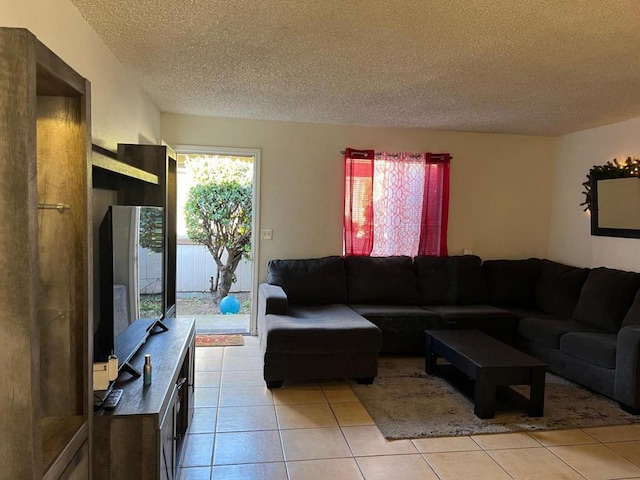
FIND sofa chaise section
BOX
[260,301,382,388]
[259,257,382,387]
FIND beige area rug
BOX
[195,334,244,347]
[351,356,640,439]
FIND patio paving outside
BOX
[176,291,250,334]
[187,314,250,334]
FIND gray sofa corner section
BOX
[615,326,640,409]
[260,254,640,411]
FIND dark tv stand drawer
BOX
[92,317,195,480]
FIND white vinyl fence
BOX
[176,243,252,293]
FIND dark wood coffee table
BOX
[425,329,547,419]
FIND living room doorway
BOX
[173,146,261,335]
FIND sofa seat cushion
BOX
[428,305,520,344]
[500,307,553,320]
[349,304,442,333]
[536,260,590,318]
[560,332,617,369]
[345,255,420,304]
[267,256,347,305]
[350,304,436,317]
[573,267,640,333]
[414,255,488,305]
[518,317,600,349]
[483,258,542,308]
[263,304,382,354]
[427,304,516,319]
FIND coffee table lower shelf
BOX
[425,329,547,419]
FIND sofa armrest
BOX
[259,283,288,315]
[614,326,640,408]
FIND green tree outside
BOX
[184,156,253,300]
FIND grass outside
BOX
[176,291,251,315]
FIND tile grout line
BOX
[275,392,293,480]
[209,346,227,469]
[323,383,371,480]
[604,440,640,467]
[542,442,591,480]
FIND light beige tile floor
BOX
[178,336,640,480]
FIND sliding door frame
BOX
[172,144,261,335]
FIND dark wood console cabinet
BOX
[93,317,195,480]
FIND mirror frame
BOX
[589,161,640,238]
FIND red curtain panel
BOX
[343,148,375,256]
[344,149,450,257]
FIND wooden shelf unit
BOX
[117,144,178,317]
[0,27,91,479]
[92,144,177,318]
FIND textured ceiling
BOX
[71,0,640,136]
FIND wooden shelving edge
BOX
[92,145,159,184]
[42,417,87,480]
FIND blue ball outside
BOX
[219,295,241,314]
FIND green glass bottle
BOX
[143,354,152,386]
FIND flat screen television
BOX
[94,205,167,377]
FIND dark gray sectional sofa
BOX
[258,254,640,411]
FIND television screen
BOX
[94,205,165,374]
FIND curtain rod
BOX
[340,150,452,159]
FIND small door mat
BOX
[196,334,244,347]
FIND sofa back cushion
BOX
[622,289,640,327]
[573,267,640,332]
[345,255,419,304]
[536,260,590,318]
[482,258,542,308]
[267,256,347,305]
[414,255,488,305]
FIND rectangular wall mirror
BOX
[590,171,640,238]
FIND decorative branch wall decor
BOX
[581,157,640,212]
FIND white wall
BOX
[549,117,640,271]
[2,0,161,150]
[162,114,556,281]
